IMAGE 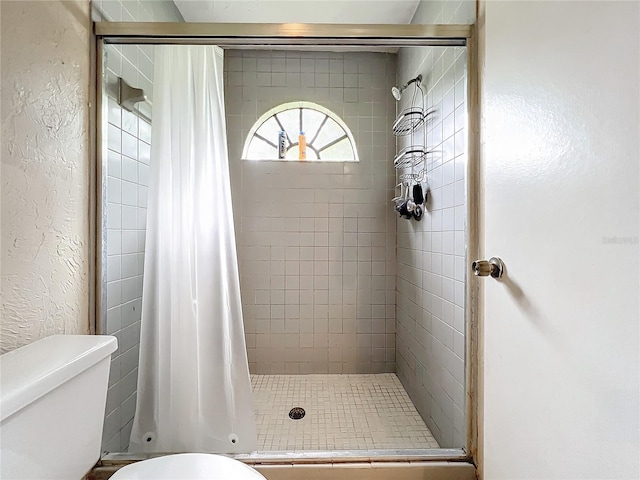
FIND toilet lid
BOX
[109,453,266,479]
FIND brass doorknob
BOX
[472,257,504,278]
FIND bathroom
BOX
[98,0,470,461]
[3,0,638,479]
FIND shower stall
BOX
[95,21,476,466]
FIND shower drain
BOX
[289,407,305,420]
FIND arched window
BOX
[242,101,358,162]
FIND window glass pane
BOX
[321,137,355,161]
[275,109,300,142]
[255,117,282,148]
[302,109,325,142]
[305,147,319,160]
[247,137,277,160]
[313,117,342,150]
[285,145,299,160]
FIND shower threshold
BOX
[100,448,469,466]
[101,374,470,466]
[96,449,473,480]
[235,447,468,464]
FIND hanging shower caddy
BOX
[391,74,432,221]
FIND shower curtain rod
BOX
[95,22,471,46]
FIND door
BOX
[478,2,639,479]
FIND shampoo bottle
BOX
[298,131,306,160]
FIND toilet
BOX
[0,335,118,479]
[0,335,265,480]
[109,453,266,479]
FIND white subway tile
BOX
[121,181,138,207]
[108,124,122,153]
[121,230,138,255]
[138,49,154,82]
[107,175,122,204]
[121,254,137,279]
[106,203,122,230]
[122,206,137,229]
[108,98,122,128]
[107,229,121,256]
[106,281,122,309]
[107,151,121,179]
[107,255,121,282]
[106,305,122,335]
[138,208,147,229]
[122,157,138,183]
[121,58,138,93]
[139,121,151,145]
[121,132,138,160]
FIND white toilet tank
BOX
[0,335,118,480]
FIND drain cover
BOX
[289,407,305,420]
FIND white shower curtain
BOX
[129,45,257,454]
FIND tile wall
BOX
[225,50,398,374]
[394,0,474,449]
[94,0,183,454]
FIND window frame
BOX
[241,101,359,162]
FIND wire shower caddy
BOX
[392,74,432,218]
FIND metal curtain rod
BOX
[95,22,471,46]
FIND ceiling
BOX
[173,0,421,24]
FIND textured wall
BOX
[225,50,398,374]
[1,0,92,353]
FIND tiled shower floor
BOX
[251,373,439,451]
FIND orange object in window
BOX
[298,131,306,160]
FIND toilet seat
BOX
[109,453,266,479]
